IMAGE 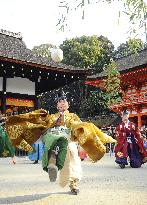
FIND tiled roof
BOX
[87,48,147,79]
[0,29,89,73]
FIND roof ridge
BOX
[0,29,22,40]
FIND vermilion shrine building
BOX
[0,29,90,115]
[86,49,147,128]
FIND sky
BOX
[0,0,146,49]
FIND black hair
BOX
[122,110,129,116]
[55,93,68,103]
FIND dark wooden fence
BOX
[15,149,28,156]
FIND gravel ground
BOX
[0,154,147,205]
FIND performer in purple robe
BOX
[114,110,147,168]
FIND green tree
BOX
[60,35,114,72]
[60,35,102,68]
[123,0,147,41]
[80,88,109,117]
[79,61,122,118]
[114,38,145,58]
[32,44,57,60]
[94,35,114,72]
[103,60,122,107]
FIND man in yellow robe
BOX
[6,95,115,195]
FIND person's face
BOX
[57,99,69,112]
[122,114,129,123]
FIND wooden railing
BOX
[15,149,28,157]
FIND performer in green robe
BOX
[0,125,15,157]
[0,115,16,164]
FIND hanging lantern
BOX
[51,48,63,63]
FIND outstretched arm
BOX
[5,109,49,152]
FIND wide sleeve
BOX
[70,121,116,162]
[133,125,147,162]
[5,109,48,152]
[46,113,59,128]
[65,113,81,128]
[115,125,125,144]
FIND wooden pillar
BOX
[34,82,39,110]
[34,97,39,110]
[137,112,142,129]
[137,105,142,129]
[135,83,142,129]
[1,77,6,114]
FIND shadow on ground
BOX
[0,191,70,204]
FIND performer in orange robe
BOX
[114,110,147,168]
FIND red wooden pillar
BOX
[135,84,142,129]
[134,104,142,129]
[137,113,142,129]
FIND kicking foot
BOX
[48,164,58,182]
[69,178,79,195]
[48,150,58,182]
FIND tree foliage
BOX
[60,35,114,72]
[32,44,57,60]
[114,38,145,58]
[94,35,114,72]
[60,35,101,68]
[80,61,122,116]
[102,60,122,106]
[80,88,110,117]
[123,0,147,40]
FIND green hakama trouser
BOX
[42,131,68,172]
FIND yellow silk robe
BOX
[6,109,116,162]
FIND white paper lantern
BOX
[51,48,63,63]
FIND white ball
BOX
[51,48,63,62]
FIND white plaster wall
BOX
[6,77,35,95]
[0,77,3,91]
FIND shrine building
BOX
[86,49,147,128]
[0,29,90,115]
